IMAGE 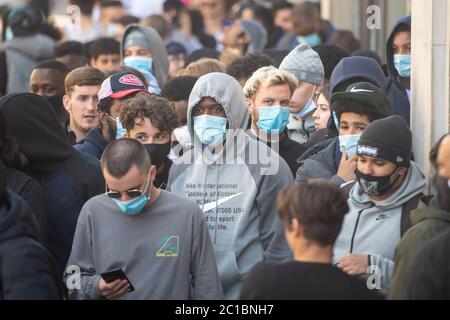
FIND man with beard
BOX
[29,59,70,123]
[75,71,147,160]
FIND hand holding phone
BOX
[99,269,135,299]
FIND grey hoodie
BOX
[168,73,293,299]
[1,34,55,93]
[121,24,169,88]
[333,162,426,293]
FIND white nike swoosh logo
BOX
[201,192,245,213]
[350,87,374,93]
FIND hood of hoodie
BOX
[1,33,55,61]
[187,72,250,164]
[349,161,426,210]
[238,19,268,54]
[0,189,39,243]
[121,24,169,88]
[329,56,386,96]
[0,93,75,180]
[386,16,411,80]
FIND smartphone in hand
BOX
[100,269,135,292]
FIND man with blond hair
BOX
[244,66,307,175]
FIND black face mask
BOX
[143,143,171,169]
[355,168,400,196]
[44,95,65,114]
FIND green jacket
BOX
[390,197,450,299]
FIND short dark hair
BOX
[331,30,361,55]
[120,92,181,134]
[100,0,123,8]
[33,59,69,75]
[115,15,140,26]
[101,138,151,178]
[313,44,350,80]
[277,179,349,247]
[332,100,388,123]
[64,67,105,96]
[161,76,197,102]
[226,53,275,81]
[163,0,184,12]
[54,41,86,58]
[89,37,120,61]
[70,0,96,15]
[273,1,293,13]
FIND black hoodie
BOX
[0,93,105,277]
[385,16,411,125]
[0,188,60,299]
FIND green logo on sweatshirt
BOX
[156,235,180,257]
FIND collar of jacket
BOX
[410,199,450,225]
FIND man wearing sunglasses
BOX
[65,139,223,300]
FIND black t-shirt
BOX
[240,261,384,300]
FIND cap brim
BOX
[110,89,145,99]
[331,92,378,109]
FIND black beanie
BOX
[357,115,412,167]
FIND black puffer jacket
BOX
[0,188,60,299]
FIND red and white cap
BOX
[98,72,146,101]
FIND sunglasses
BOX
[105,173,151,199]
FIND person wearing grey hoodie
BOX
[333,116,426,295]
[0,6,55,95]
[220,19,268,57]
[120,24,169,94]
[167,72,293,299]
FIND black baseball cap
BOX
[98,72,146,100]
[331,82,391,114]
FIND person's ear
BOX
[63,95,71,112]
[149,165,157,182]
[291,218,303,238]
[241,34,251,45]
[246,98,254,114]
[314,85,322,96]
[98,111,108,125]
[398,166,409,176]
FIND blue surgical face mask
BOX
[257,106,290,134]
[5,26,13,41]
[193,115,227,147]
[123,55,153,74]
[112,175,151,215]
[297,33,321,48]
[339,134,361,158]
[113,193,149,215]
[123,56,161,94]
[115,117,127,140]
[394,54,411,78]
[295,98,316,118]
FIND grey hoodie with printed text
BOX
[167,72,293,299]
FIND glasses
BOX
[106,173,151,199]
[192,103,225,116]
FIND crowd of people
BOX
[0,0,448,300]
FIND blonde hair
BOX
[178,58,226,78]
[243,66,298,100]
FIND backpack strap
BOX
[400,193,424,237]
